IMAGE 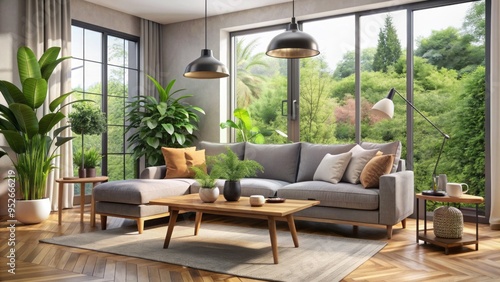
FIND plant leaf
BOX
[9,103,39,138]
[0,130,25,153]
[174,132,185,145]
[55,136,74,147]
[234,108,252,130]
[162,123,174,135]
[39,112,65,135]
[0,80,27,105]
[146,137,159,148]
[17,46,41,83]
[41,57,68,81]
[22,77,47,109]
[147,75,168,102]
[49,91,73,112]
[53,125,70,137]
[146,119,158,129]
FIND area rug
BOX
[40,221,386,282]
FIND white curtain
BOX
[490,0,500,229]
[138,19,163,173]
[140,19,163,100]
[26,0,73,211]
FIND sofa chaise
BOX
[93,141,414,238]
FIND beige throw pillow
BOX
[313,152,352,184]
[185,149,206,178]
[360,154,395,188]
[341,145,379,184]
[161,147,196,178]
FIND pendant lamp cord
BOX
[204,0,208,49]
[292,0,295,18]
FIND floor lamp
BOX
[371,88,449,196]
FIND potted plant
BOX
[220,108,265,144]
[126,75,205,167]
[83,148,101,177]
[210,147,263,201]
[0,46,76,224]
[68,102,106,177]
[191,165,219,203]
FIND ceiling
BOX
[85,0,292,25]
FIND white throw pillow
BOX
[341,145,378,184]
[313,152,352,184]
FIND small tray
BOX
[266,197,286,203]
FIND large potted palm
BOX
[0,46,75,224]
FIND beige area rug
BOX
[40,221,386,282]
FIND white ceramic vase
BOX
[199,187,219,203]
[16,198,51,224]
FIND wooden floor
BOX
[1,206,499,282]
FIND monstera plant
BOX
[0,46,74,223]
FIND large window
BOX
[231,0,488,219]
[71,21,139,198]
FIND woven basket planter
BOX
[433,206,463,239]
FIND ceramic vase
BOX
[16,198,51,224]
[223,180,241,201]
[199,187,219,203]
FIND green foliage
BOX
[83,148,101,168]
[190,165,217,188]
[462,1,485,45]
[220,108,265,143]
[415,27,484,75]
[209,147,263,181]
[126,75,205,166]
[68,102,107,135]
[333,48,376,80]
[447,66,485,196]
[299,57,337,143]
[373,15,402,72]
[0,46,74,200]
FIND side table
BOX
[56,176,108,226]
[416,193,484,254]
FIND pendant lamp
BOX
[266,0,320,59]
[184,0,229,79]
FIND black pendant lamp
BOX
[184,0,229,79]
[266,0,320,59]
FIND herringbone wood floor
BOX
[1,205,499,282]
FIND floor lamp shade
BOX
[266,18,320,59]
[184,49,229,79]
[371,98,395,119]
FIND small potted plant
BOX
[83,148,101,178]
[73,150,85,178]
[210,147,263,201]
[69,102,106,177]
[191,165,219,203]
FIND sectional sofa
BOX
[93,141,414,238]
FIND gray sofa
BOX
[93,141,414,238]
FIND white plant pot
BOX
[199,187,219,203]
[16,198,51,224]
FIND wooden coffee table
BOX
[150,194,319,264]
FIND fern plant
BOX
[209,147,263,181]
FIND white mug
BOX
[249,195,265,207]
[446,183,469,197]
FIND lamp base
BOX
[422,190,447,197]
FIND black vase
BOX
[223,180,241,201]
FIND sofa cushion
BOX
[198,141,245,159]
[185,149,206,177]
[341,145,378,184]
[244,142,301,183]
[297,142,356,182]
[94,179,194,205]
[277,181,379,211]
[313,152,352,184]
[360,154,395,188]
[360,141,401,173]
[161,147,196,178]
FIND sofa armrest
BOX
[140,165,166,179]
[378,170,414,225]
[397,159,406,172]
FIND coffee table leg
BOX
[194,212,203,235]
[286,215,299,247]
[164,209,179,248]
[267,216,279,264]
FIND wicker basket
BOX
[433,206,463,239]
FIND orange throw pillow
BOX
[161,147,195,178]
[360,154,395,188]
[185,149,207,178]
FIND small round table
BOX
[56,176,108,226]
